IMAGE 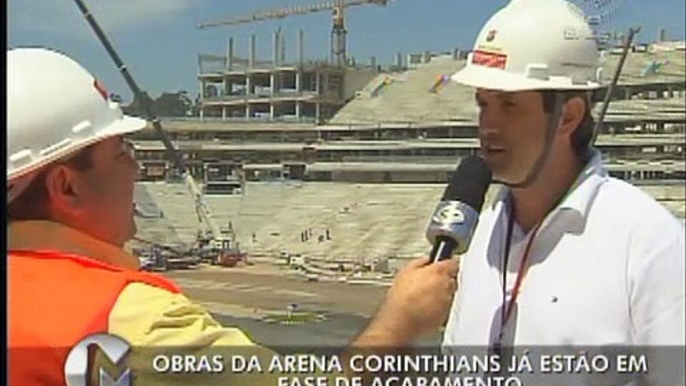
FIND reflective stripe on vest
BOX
[9,249,181,386]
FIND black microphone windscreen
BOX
[441,155,492,212]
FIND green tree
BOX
[153,91,192,117]
[122,91,193,117]
[122,91,154,117]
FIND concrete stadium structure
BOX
[128,40,685,263]
[197,31,377,123]
[133,181,685,264]
[132,41,685,183]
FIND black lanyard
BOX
[496,199,542,346]
[501,202,517,328]
[499,201,517,343]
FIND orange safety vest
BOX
[8,249,181,386]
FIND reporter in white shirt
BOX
[441,0,685,384]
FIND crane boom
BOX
[183,173,227,245]
[198,0,389,29]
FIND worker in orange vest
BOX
[8,48,459,385]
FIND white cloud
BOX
[9,0,194,38]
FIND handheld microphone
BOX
[426,155,492,263]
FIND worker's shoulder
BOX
[123,268,181,292]
[594,177,683,233]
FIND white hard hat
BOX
[452,0,602,92]
[7,48,146,201]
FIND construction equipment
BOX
[132,239,201,272]
[198,0,393,67]
[72,0,246,267]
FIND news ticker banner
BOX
[14,336,686,386]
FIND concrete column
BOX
[222,107,227,120]
[200,108,205,120]
[316,103,321,123]
[295,71,301,94]
[246,104,251,120]
[270,73,276,96]
[270,104,275,120]
[280,33,286,64]
[227,37,234,71]
[273,32,280,67]
[315,72,321,96]
[246,76,252,97]
[295,101,301,118]
[298,29,304,65]
[249,34,257,69]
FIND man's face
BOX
[475,89,549,184]
[74,136,139,247]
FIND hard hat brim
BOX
[7,114,147,182]
[451,65,600,92]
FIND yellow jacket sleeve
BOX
[100,282,283,385]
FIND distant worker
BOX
[442,0,684,384]
[8,48,459,385]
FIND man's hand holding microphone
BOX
[352,155,492,347]
[354,257,460,347]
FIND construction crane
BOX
[198,0,393,67]
[72,0,245,267]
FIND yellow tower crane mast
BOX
[198,0,393,67]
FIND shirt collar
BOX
[555,148,608,218]
[491,148,608,220]
[8,220,140,270]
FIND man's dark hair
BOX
[541,90,595,159]
[8,146,96,222]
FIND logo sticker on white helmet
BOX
[472,50,508,69]
[486,29,497,42]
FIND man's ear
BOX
[43,165,85,214]
[559,96,586,139]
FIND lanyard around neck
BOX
[497,201,542,344]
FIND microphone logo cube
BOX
[426,201,480,256]
[433,204,466,225]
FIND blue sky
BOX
[8,0,685,102]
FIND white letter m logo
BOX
[64,333,131,386]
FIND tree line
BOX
[118,91,200,118]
